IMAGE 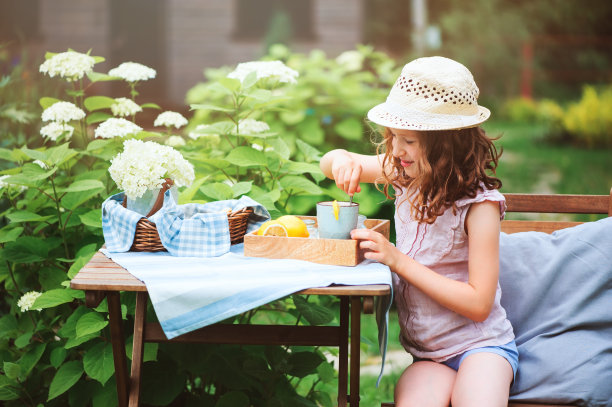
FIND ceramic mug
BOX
[316,201,359,239]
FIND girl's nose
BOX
[391,139,403,158]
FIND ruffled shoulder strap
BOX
[455,187,506,220]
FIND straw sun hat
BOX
[367,56,490,131]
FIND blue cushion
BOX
[499,217,612,407]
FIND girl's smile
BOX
[400,159,414,167]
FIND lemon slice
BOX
[261,223,288,237]
[332,200,339,220]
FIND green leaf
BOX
[47,143,78,167]
[334,118,363,141]
[83,342,114,385]
[48,360,83,401]
[17,343,46,380]
[86,139,112,151]
[0,375,19,401]
[0,314,18,339]
[280,176,323,195]
[296,139,322,162]
[266,138,291,160]
[231,181,253,198]
[225,146,267,167]
[292,295,335,325]
[200,182,233,201]
[216,391,249,407]
[248,186,281,211]
[84,96,116,112]
[6,211,53,223]
[193,120,236,135]
[61,179,105,193]
[75,312,108,338]
[189,103,234,113]
[50,347,67,368]
[32,289,77,309]
[218,77,241,92]
[3,362,21,380]
[177,176,208,203]
[79,209,102,228]
[61,188,104,211]
[65,333,98,349]
[241,70,259,90]
[287,351,324,378]
[20,147,48,162]
[5,164,57,186]
[40,97,60,109]
[317,361,336,383]
[284,161,324,177]
[86,71,118,83]
[245,88,272,101]
[0,227,23,244]
[141,102,161,109]
[297,117,324,145]
[86,111,112,125]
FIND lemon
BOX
[261,223,288,237]
[277,215,309,238]
[332,200,339,220]
[257,220,283,236]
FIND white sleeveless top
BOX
[393,187,515,362]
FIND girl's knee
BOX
[394,361,455,407]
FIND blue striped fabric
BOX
[102,191,270,257]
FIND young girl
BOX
[320,56,517,407]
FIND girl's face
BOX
[390,128,423,178]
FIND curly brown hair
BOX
[376,127,502,224]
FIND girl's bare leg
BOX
[451,352,513,407]
[394,361,456,407]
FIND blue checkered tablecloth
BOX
[102,191,270,257]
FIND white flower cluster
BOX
[165,135,186,147]
[227,60,299,84]
[111,98,142,117]
[0,175,27,193]
[39,50,96,82]
[108,62,156,82]
[95,118,142,139]
[17,291,42,312]
[40,122,74,141]
[238,118,270,135]
[154,111,188,129]
[109,139,195,199]
[336,50,364,72]
[41,101,85,123]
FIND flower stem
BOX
[50,176,70,259]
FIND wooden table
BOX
[71,251,391,407]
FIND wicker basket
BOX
[122,179,253,252]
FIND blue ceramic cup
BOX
[316,201,359,239]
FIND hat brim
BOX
[367,102,490,131]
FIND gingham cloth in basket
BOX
[101,191,270,257]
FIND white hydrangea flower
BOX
[109,139,195,199]
[41,102,85,123]
[17,291,42,312]
[40,122,74,141]
[165,135,186,147]
[238,118,270,135]
[154,111,188,129]
[39,50,96,82]
[111,98,142,117]
[108,62,156,82]
[0,175,27,193]
[227,60,298,84]
[251,143,274,152]
[336,50,364,72]
[95,118,142,139]
[33,160,49,169]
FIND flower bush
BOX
[0,45,401,406]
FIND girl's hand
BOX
[331,154,363,197]
[350,228,402,270]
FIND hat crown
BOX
[387,56,480,116]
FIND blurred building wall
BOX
[31,0,363,106]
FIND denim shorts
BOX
[442,340,519,382]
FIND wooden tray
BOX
[243,216,390,266]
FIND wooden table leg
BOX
[129,292,148,407]
[107,291,129,407]
[338,296,349,407]
[350,296,361,407]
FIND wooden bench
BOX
[382,188,612,407]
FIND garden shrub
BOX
[561,85,612,148]
[1,46,399,406]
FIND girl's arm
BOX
[320,149,387,196]
[351,200,501,322]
